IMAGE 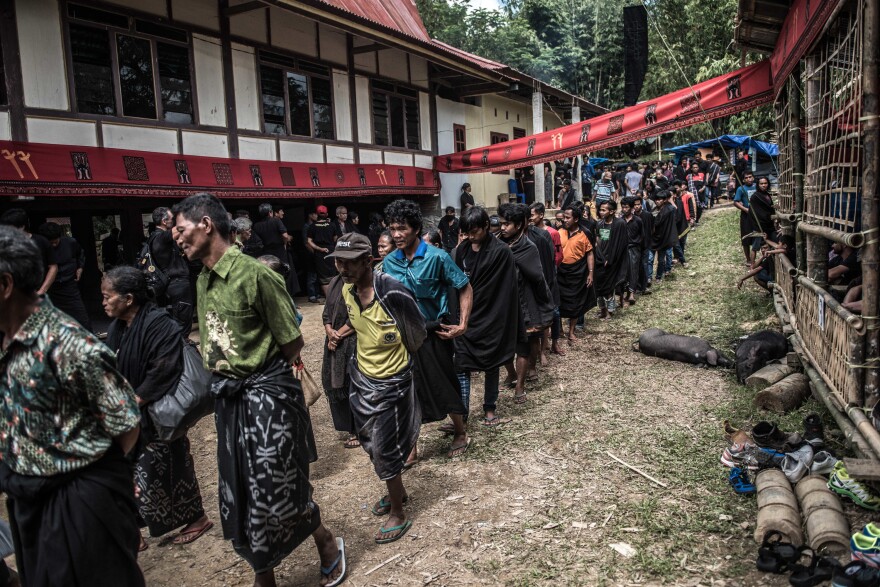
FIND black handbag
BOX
[148,341,214,442]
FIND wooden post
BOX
[804,54,828,286]
[862,0,880,404]
[789,76,807,275]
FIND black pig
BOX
[735,330,788,382]
[636,328,732,367]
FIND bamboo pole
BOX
[804,54,828,287]
[797,222,867,248]
[790,76,808,276]
[861,0,880,405]
[797,275,865,332]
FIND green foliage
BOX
[417,0,773,141]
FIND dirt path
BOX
[139,208,812,586]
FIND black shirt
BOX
[50,236,83,285]
[460,191,475,210]
[253,217,287,259]
[438,216,460,250]
[308,218,336,250]
[624,215,644,248]
[150,229,189,279]
[31,234,57,280]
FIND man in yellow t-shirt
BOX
[327,233,426,546]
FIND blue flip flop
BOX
[375,520,412,544]
[729,466,756,495]
[321,536,347,587]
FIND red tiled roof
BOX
[316,0,431,42]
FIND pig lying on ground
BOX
[736,330,788,382]
[636,328,732,367]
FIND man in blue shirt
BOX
[733,171,757,266]
[383,200,473,461]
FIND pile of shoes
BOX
[834,524,880,586]
[756,530,841,586]
[721,414,834,486]
[828,462,880,511]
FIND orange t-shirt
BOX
[559,228,593,264]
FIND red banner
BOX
[0,141,438,199]
[771,0,842,91]
[436,60,773,174]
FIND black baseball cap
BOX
[326,233,372,259]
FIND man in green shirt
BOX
[172,194,346,587]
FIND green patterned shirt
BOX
[0,299,140,476]
[197,246,301,379]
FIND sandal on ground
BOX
[171,520,214,545]
[437,422,456,435]
[375,520,412,544]
[321,536,347,587]
[728,467,756,495]
[371,494,409,516]
[481,416,511,427]
[788,547,840,587]
[756,530,800,573]
[138,537,148,552]
[447,437,472,458]
[514,393,528,404]
[403,458,419,470]
[343,436,360,449]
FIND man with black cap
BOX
[328,232,426,545]
[307,205,337,298]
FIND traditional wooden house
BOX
[0,0,600,313]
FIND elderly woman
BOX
[102,266,213,550]
[232,217,263,257]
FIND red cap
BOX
[316,205,328,214]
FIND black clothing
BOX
[150,230,189,280]
[149,230,193,333]
[32,234,56,280]
[452,236,519,371]
[308,219,338,282]
[438,216,460,251]
[528,225,559,306]
[593,217,629,299]
[735,158,749,185]
[460,191,475,210]
[636,209,654,251]
[253,218,288,260]
[504,232,553,332]
[48,236,91,331]
[1,445,145,587]
[101,235,122,268]
[750,189,776,238]
[331,220,355,240]
[413,331,467,422]
[673,165,687,182]
[321,276,356,434]
[652,204,679,250]
[557,255,590,318]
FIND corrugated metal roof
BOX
[430,39,506,71]
[316,0,430,42]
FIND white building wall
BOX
[332,71,352,142]
[231,44,261,132]
[359,149,383,164]
[192,35,227,127]
[181,131,229,157]
[238,136,276,160]
[102,124,179,154]
[0,112,11,141]
[436,97,467,210]
[409,56,429,89]
[418,92,431,152]
[354,76,373,145]
[326,145,355,164]
[279,140,324,163]
[384,151,413,167]
[17,0,68,111]
[26,118,97,146]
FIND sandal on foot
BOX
[171,520,214,545]
[402,458,418,470]
[756,530,800,573]
[447,438,472,458]
[375,520,412,544]
[481,416,511,427]
[138,538,149,553]
[343,436,360,449]
[371,494,409,516]
[514,393,528,405]
[321,536,347,587]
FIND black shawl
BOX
[322,275,356,400]
[636,209,654,251]
[557,254,590,318]
[504,232,554,331]
[651,204,679,250]
[452,234,518,371]
[593,217,629,298]
[107,303,182,404]
[528,225,559,305]
[750,188,776,237]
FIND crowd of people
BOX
[0,148,778,587]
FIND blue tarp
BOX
[664,135,779,161]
